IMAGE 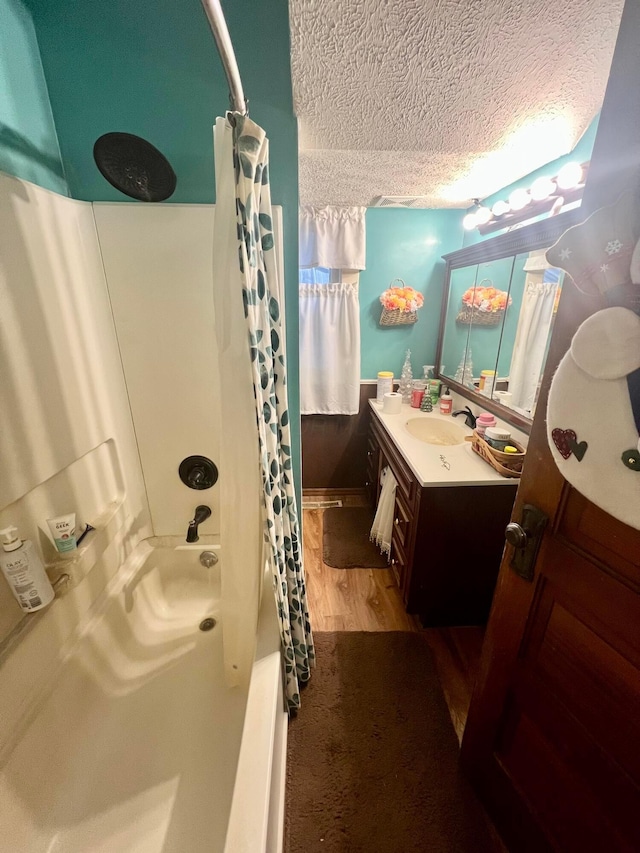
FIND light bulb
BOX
[530,176,556,201]
[491,200,510,217]
[557,162,583,190]
[475,205,491,225]
[463,212,477,230]
[509,188,530,211]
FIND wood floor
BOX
[302,491,485,743]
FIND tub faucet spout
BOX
[187,505,212,543]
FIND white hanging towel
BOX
[370,466,397,557]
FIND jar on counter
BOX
[377,371,394,403]
[476,412,496,438]
[410,380,427,408]
[484,426,511,450]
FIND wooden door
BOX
[461,7,640,848]
[461,241,640,852]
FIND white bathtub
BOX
[0,542,286,852]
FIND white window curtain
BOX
[299,205,366,415]
[299,205,366,270]
[508,258,561,414]
[299,281,361,414]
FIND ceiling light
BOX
[557,162,583,190]
[509,188,530,211]
[491,200,510,217]
[475,205,492,225]
[463,212,477,230]
[530,176,556,201]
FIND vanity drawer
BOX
[390,530,409,599]
[393,492,413,554]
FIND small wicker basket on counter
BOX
[470,430,526,478]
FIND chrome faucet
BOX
[186,505,211,543]
[452,406,477,429]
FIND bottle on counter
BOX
[411,380,427,408]
[0,526,55,613]
[428,378,441,404]
[376,371,394,403]
[439,388,453,415]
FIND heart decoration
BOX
[568,438,589,461]
[552,428,588,462]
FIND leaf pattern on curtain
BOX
[231,114,314,710]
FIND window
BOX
[298,267,342,284]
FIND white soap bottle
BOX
[0,526,55,612]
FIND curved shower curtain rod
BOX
[200,0,248,115]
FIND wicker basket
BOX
[380,307,418,326]
[456,306,504,326]
[379,278,421,326]
[470,431,526,479]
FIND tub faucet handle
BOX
[186,505,212,543]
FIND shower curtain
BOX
[214,114,314,710]
[213,119,262,689]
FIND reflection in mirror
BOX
[496,250,564,418]
[466,257,515,398]
[439,242,565,423]
[440,265,478,385]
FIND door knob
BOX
[505,505,548,583]
[505,522,527,549]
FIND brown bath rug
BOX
[322,506,389,569]
[285,632,495,853]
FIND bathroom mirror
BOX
[436,210,580,431]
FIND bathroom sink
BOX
[405,418,466,446]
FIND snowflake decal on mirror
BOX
[605,239,623,255]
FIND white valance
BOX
[299,205,367,270]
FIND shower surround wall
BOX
[93,202,284,537]
[0,172,152,733]
[26,0,302,504]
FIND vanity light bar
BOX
[464,161,589,235]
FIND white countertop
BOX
[369,399,520,488]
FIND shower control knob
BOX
[505,522,527,549]
[179,455,219,490]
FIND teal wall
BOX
[0,0,66,194]
[360,208,464,380]
[28,0,301,499]
[463,113,600,247]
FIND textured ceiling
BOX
[289,0,624,207]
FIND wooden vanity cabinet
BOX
[368,413,518,626]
